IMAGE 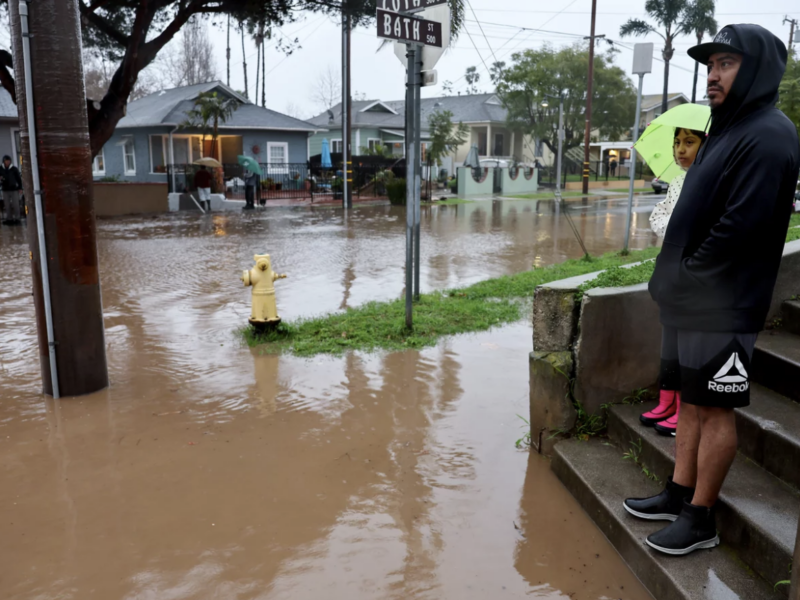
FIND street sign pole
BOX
[624,43,653,252]
[413,45,422,301]
[405,43,417,328]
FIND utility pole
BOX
[582,0,600,195]
[10,0,108,397]
[342,8,353,209]
[785,16,798,49]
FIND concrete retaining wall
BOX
[529,239,800,455]
[457,167,493,197]
[501,169,538,195]
[93,182,168,216]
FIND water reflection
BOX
[0,198,659,599]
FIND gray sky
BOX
[205,0,798,120]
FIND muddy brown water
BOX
[0,197,659,599]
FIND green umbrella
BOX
[238,155,262,176]
[634,103,711,184]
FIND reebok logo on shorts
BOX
[708,352,749,393]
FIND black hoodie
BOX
[648,24,800,333]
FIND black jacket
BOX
[0,164,22,192]
[649,25,800,333]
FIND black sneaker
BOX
[646,501,720,556]
[623,476,694,521]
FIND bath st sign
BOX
[376,9,443,47]
[376,0,449,12]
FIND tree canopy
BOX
[495,44,636,155]
[427,109,469,166]
[778,51,800,139]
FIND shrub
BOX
[387,178,406,205]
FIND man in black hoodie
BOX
[623,25,800,556]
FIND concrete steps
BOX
[738,384,800,490]
[782,300,800,336]
[552,439,784,600]
[752,330,800,403]
[608,403,799,591]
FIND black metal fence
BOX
[536,159,648,188]
[166,162,404,203]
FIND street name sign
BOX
[377,8,443,47]
[376,0,449,12]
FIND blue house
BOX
[92,81,325,183]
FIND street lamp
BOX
[542,94,564,201]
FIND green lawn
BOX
[240,247,662,356]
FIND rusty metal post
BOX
[9,0,108,397]
[581,0,598,195]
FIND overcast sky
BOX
[199,0,797,120]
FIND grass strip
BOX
[240,247,662,356]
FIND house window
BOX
[368,138,382,152]
[122,137,136,175]
[391,141,405,156]
[331,139,343,153]
[92,150,105,176]
[267,142,289,174]
[150,135,166,173]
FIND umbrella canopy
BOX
[634,103,711,184]
[193,157,223,168]
[320,139,333,169]
[463,144,480,168]
[237,155,262,176]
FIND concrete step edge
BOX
[737,383,800,490]
[552,438,783,600]
[752,331,800,402]
[608,404,799,593]
[782,301,800,337]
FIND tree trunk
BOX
[241,24,248,99]
[226,15,231,87]
[9,0,108,396]
[261,42,266,108]
[661,58,671,115]
[255,42,260,106]
[691,32,702,104]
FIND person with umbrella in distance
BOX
[238,155,261,210]
[623,25,800,557]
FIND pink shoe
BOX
[655,400,680,437]
[640,391,679,427]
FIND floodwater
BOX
[0,196,660,599]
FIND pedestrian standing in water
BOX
[0,155,23,225]
[193,165,213,212]
[624,24,800,556]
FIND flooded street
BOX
[0,196,659,599]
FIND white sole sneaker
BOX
[622,501,679,521]
[645,535,720,556]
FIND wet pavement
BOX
[0,196,660,599]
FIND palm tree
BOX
[182,91,239,159]
[240,22,248,100]
[683,0,717,103]
[621,0,691,115]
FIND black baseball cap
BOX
[688,26,746,63]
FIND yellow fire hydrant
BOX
[241,254,287,330]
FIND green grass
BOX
[787,213,800,243]
[241,247,662,356]
[576,260,657,300]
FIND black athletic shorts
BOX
[659,326,758,408]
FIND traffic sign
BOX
[376,0,449,12]
[393,4,450,71]
[377,9,443,47]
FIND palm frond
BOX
[620,19,658,38]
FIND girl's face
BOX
[674,129,703,169]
